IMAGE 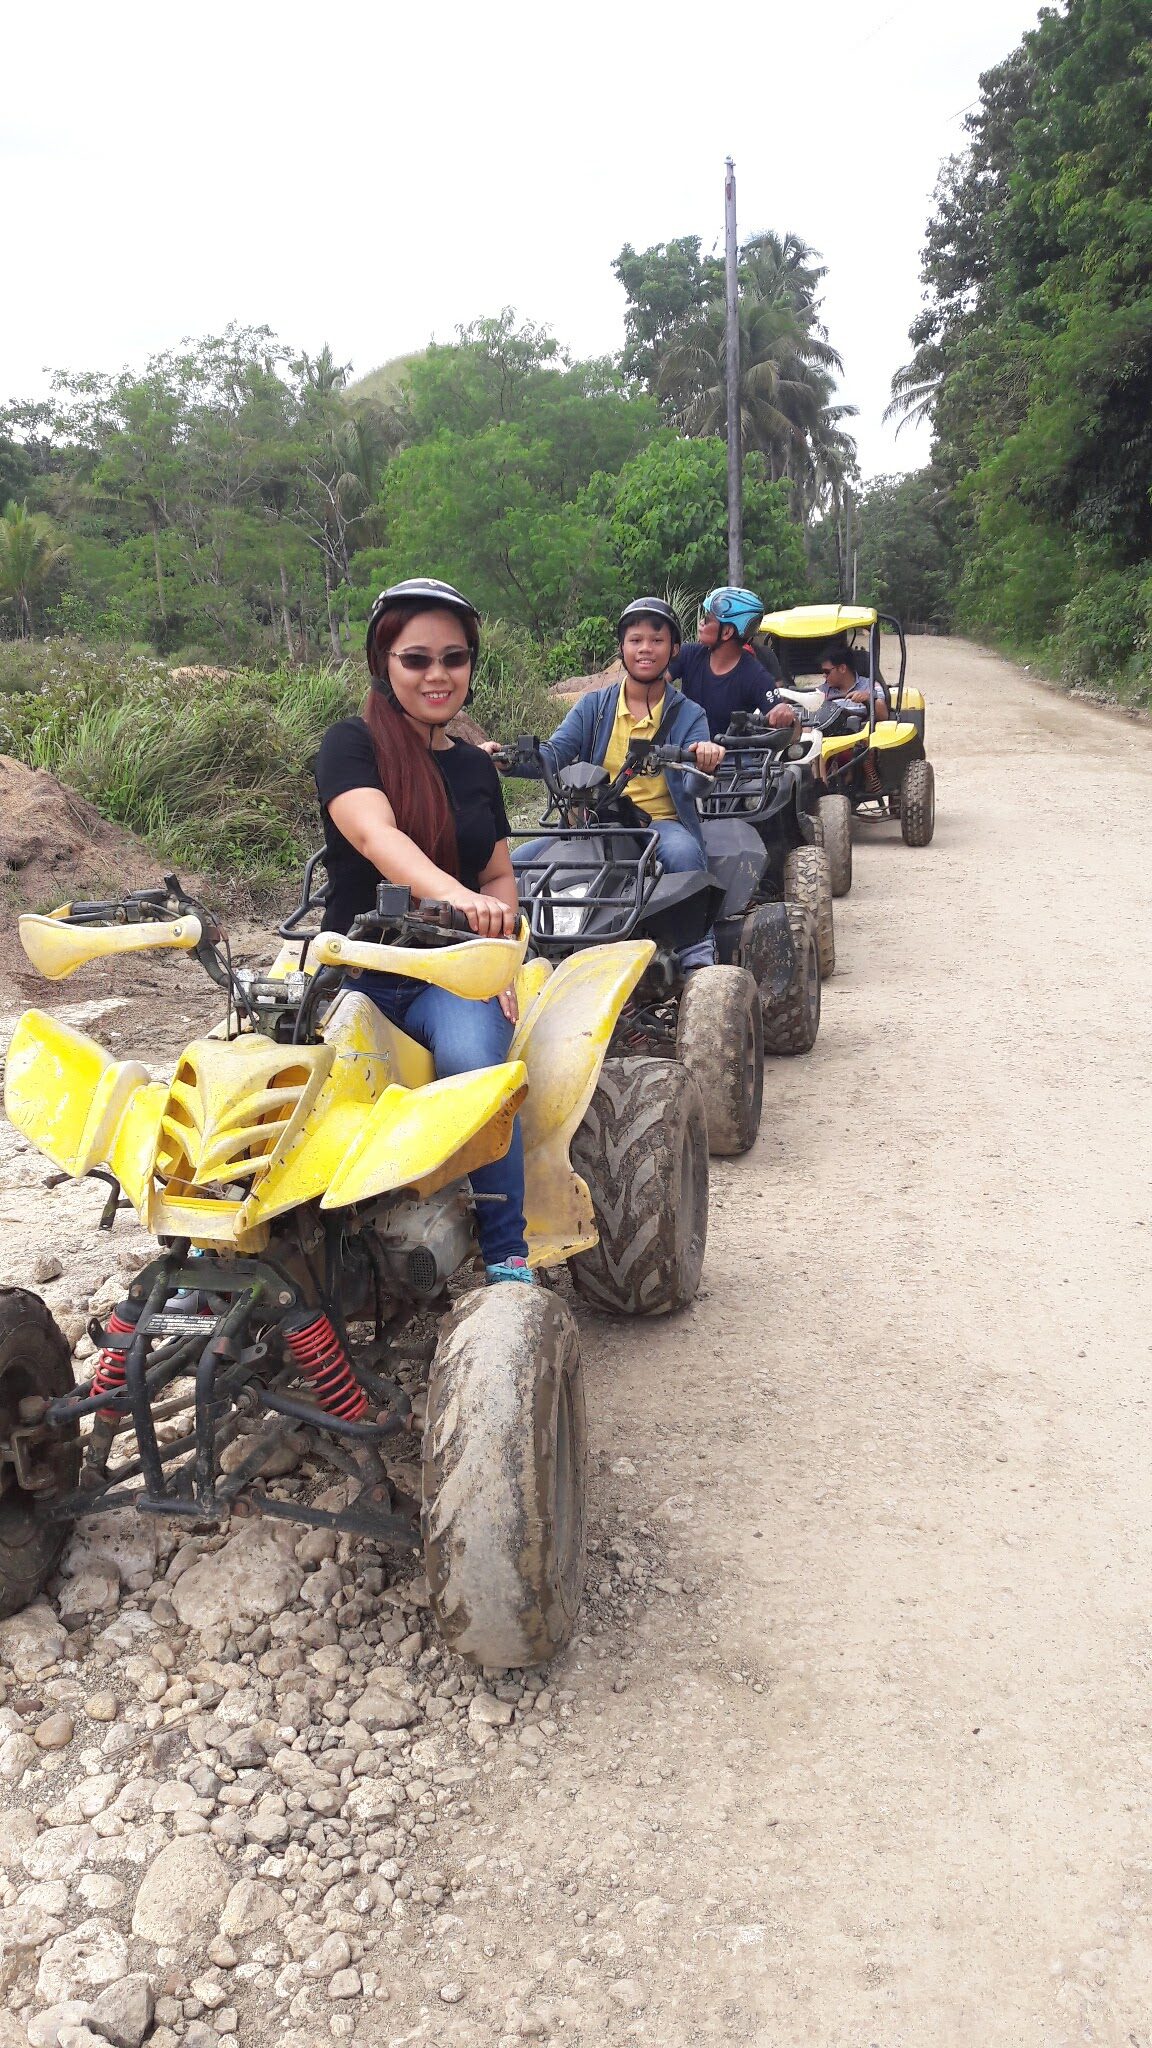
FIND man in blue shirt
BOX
[670,587,800,740]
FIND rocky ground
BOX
[4,639,1152,2046]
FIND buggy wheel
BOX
[900,758,935,845]
[569,1058,708,1316]
[0,1290,80,1621]
[675,965,764,1157]
[761,904,821,1054]
[784,845,835,980]
[422,1286,586,1669]
[817,795,853,897]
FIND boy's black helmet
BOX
[616,597,682,652]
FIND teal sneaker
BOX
[485,1257,537,1286]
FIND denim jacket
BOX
[538,681,711,845]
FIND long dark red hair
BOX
[364,601,479,875]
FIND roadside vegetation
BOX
[882,0,1152,707]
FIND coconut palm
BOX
[0,501,69,637]
[658,295,846,492]
[741,231,829,327]
[884,353,944,435]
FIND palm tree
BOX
[741,231,828,326]
[658,296,846,492]
[0,501,69,637]
[884,352,944,435]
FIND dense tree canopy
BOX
[888,0,1152,686]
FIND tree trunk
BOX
[278,556,294,661]
[324,557,342,662]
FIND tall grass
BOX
[0,631,560,887]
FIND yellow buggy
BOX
[759,604,935,848]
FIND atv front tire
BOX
[784,844,835,980]
[422,1286,586,1669]
[817,795,853,897]
[900,758,935,846]
[569,1059,708,1316]
[0,1290,80,1620]
[675,965,764,1157]
[761,904,821,1054]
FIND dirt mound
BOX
[550,658,623,703]
[0,754,160,919]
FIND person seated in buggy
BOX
[505,598,724,967]
[819,642,889,721]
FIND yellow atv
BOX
[760,604,935,852]
[0,875,710,1667]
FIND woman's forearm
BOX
[328,799,460,902]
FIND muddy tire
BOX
[0,1290,80,1621]
[784,844,835,980]
[900,758,936,846]
[422,1286,586,1669]
[817,795,853,897]
[569,1059,708,1316]
[761,904,821,1054]
[675,965,764,1157]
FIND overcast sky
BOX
[6,0,1045,480]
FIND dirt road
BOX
[3,636,1152,2048]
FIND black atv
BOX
[701,711,839,972]
[496,735,822,1154]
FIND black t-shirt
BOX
[668,643,781,739]
[313,717,511,933]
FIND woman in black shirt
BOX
[313,578,533,1285]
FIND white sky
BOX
[5,0,1045,481]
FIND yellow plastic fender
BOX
[19,915,203,980]
[511,940,655,1264]
[320,1062,528,1210]
[310,924,527,1002]
[4,1010,153,1180]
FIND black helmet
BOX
[616,596,682,653]
[365,578,481,674]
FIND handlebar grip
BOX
[414,899,474,934]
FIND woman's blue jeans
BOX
[354,974,529,1265]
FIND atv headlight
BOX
[550,878,593,937]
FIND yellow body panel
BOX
[311,925,527,1001]
[19,915,202,981]
[823,719,920,763]
[320,1063,527,1210]
[761,603,878,638]
[5,1011,152,1179]
[513,941,655,1264]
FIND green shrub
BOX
[1058,566,1152,692]
[470,619,558,741]
[543,616,617,683]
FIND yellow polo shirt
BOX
[601,681,677,820]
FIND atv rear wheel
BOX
[675,965,764,1156]
[761,904,821,1054]
[783,845,835,980]
[0,1290,80,1621]
[422,1286,586,1669]
[569,1059,708,1316]
[817,795,853,897]
[900,758,935,846]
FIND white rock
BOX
[0,1899,64,1949]
[36,1920,129,2005]
[304,1932,351,1980]
[130,1837,229,1945]
[19,1879,69,1915]
[25,2004,94,2048]
[59,1569,120,1620]
[61,1509,159,1592]
[23,1826,95,1881]
[218,1877,281,1940]
[0,1604,66,1681]
[353,1692,420,1733]
[31,1254,65,1283]
[86,1972,156,2048]
[34,1711,76,1750]
[468,1693,514,1727]
[0,1730,38,1779]
[170,1522,303,1633]
[77,1874,126,1911]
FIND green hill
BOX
[345,351,423,406]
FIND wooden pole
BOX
[724,156,743,585]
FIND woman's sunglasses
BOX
[389,648,473,674]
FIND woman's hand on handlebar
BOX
[689,740,726,774]
[442,884,519,938]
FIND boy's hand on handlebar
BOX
[442,885,518,938]
[689,741,725,773]
[767,705,800,732]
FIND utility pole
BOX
[843,487,853,603]
[724,156,743,585]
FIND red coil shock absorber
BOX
[89,1304,142,1421]
[282,1312,367,1422]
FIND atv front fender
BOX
[320,1063,528,1211]
[511,939,655,1265]
[4,1010,159,1201]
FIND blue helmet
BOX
[703,586,765,641]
